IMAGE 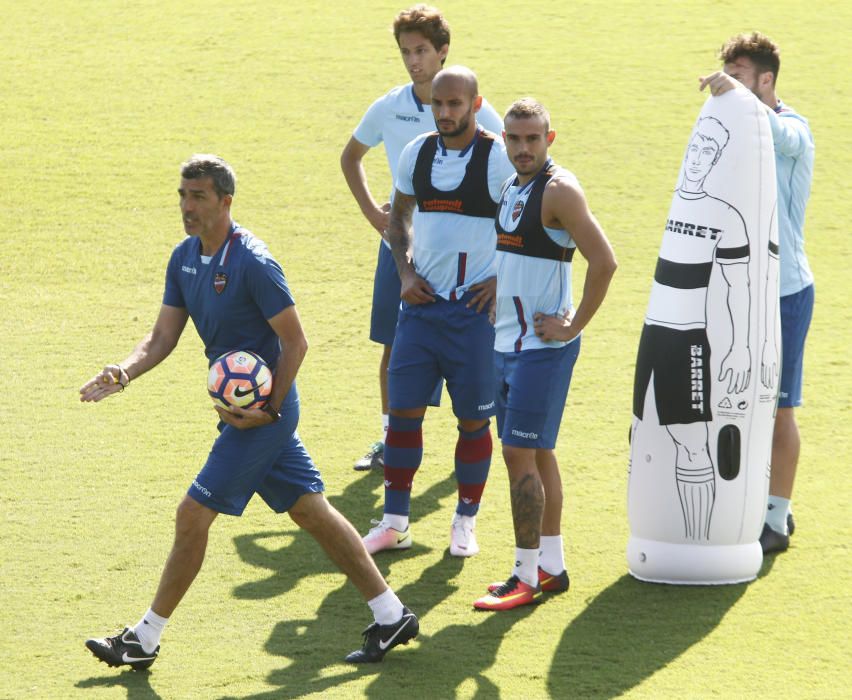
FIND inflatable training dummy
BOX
[627,87,780,584]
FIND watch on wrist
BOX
[261,402,281,422]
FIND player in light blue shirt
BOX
[703,31,815,554]
[341,5,503,472]
[81,155,418,669]
[474,99,616,610]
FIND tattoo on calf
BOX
[511,473,545,549]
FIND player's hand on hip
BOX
[369,202,391,237]
[466,277,496,314]
[215,404,274,430]
[400,271,435,305]
[698,72,740,97]
[79,364,128,402]
[533,312,576,343]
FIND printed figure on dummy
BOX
[632,115,751,541]
[627,82,779,585]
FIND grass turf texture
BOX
[2,0,850,697]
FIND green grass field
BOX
[2,1,850,697]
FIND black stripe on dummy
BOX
[654,258,713,289]
[716,244,750,260]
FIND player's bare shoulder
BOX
[547,166,582,194]
[543,167,586,212]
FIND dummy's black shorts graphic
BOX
[633,324,713,425]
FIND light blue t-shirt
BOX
[494,165,578,352]
[766,101,814,296]
[353,82,504,203]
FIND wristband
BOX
[261,402,281,422]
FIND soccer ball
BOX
[207,350,273,410]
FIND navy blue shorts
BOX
[389,294,495,420]
[370,243,402,346]
[188,399,324,516]
[496,339,581,449]
[779,284,814,408]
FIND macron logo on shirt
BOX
[396,114,421,123]
[181,265,197,275]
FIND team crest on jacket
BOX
[512,199,524,222]
[214,272,228,294]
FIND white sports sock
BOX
[133,608,168,653]
[452,513,475,527]
[384,513,409,532]
[368,588,404,625]
[511,547,539,588]
[381,414,389,444]
[539,535,565,575]
[766,496,790,534]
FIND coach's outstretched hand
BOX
[79,365,129,402]
[215,404,275,429]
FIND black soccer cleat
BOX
[354,442,385,471]
[345,607,419,663]
[759,523,790,555]
[85,627,159,671]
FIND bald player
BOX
[341,6,504,472]
[361,66,515,558]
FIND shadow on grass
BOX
[222,468,461,699]
[547,572,754,698]
[76,670,162,699]
[231,466,457,600]
[219,552,467,700]
[364,603,536,698]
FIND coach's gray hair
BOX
[504,97,551,132]
[181,154,236,198]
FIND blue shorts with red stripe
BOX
[389,293,496,420]
[495,338,581,449]
[188,395,324,516]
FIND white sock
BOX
[384,513,409,532]
[452,513,475,527]
[381,414,389,444]
[766,496,790,535]
[133,608,168,653]
[368,588,404,625]
[539,535,565,574]
[511,547,539,587]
